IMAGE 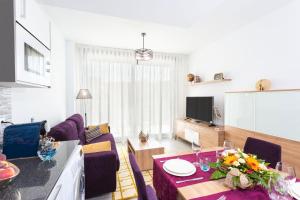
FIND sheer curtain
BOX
[75,44,187,141]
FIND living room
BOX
[0,0,300,200]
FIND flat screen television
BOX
[186,97,214,123]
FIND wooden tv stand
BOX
[175,118,225,148]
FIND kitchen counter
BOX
[0,140,80,200]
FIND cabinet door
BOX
[225,93,255,131]
[15,23,51,87]
[15,0,51,49]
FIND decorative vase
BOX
[255,79,271,91]
[139,131,149,143]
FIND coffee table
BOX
[127,138,164,171]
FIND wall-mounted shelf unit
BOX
[188,79,232,86]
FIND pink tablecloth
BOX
[153,151,274,200]
[191,186,269,200]
[153,151,217,200]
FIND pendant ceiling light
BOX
[135,32,153,61]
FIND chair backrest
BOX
[244,137,281,168]
[3,122,42,159]
[129,153,148,200]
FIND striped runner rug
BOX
[113,145,153,200]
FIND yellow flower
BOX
[224,155,238,166]
[246,157,259,171]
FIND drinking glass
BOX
[275,162,297,185]
[192,141,201,166]
[223,140,234,150]
[200,157,211,172]
[215,149,223,160]
[268,177,292,200]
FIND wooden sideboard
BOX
[225,126,300,178]
[175,119,225,148]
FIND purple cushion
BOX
[48,120,79,141]
[129,153,148,200]
[67,114,85,144]
[88,133,120,170]
[244,137,281,168]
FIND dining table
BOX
[152,147,297,200]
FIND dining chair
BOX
[128,153,158,200]
[243,137,281,168]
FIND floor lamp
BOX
[76,89,92,127]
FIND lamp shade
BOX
[135,48,153,61]
[76,89,92,99]
[135,32,153,61]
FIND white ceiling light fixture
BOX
[135,32,153,61]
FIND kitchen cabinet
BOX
[48,145,85,200]
[15,0,51,49]
[225,90,300,142]
[0,0,51,88]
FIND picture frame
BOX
[194,75,201,83]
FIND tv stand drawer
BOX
[175,119,224,147]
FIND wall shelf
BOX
[187,79,232,86]
[226,88,300,93]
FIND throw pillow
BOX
[88,123,110,134]
[82,141,111,154]
[85,127,102,143]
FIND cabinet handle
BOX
[80,171,85,197]
[20,0,26,18]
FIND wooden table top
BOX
[127,138,164,151]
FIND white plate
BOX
[163,164,196,177]
[289,183,300,200]
[163,159,196,175]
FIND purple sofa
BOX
[48,114,120,198]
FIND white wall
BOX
[187,0,300,125]
[65,40,76,116]
[11,24,66,128]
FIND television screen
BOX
[186,97,213,123]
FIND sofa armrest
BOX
[84,151,117,198]
[84,150,117,171]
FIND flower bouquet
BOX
[210,149,279,189]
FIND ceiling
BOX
[37,0,225,28]
[38,0,294,54]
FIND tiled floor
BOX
[87,138,191,200]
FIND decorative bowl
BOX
[187,74,195,82]
[0,161,20,189]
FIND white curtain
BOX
[75,44,187,141]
